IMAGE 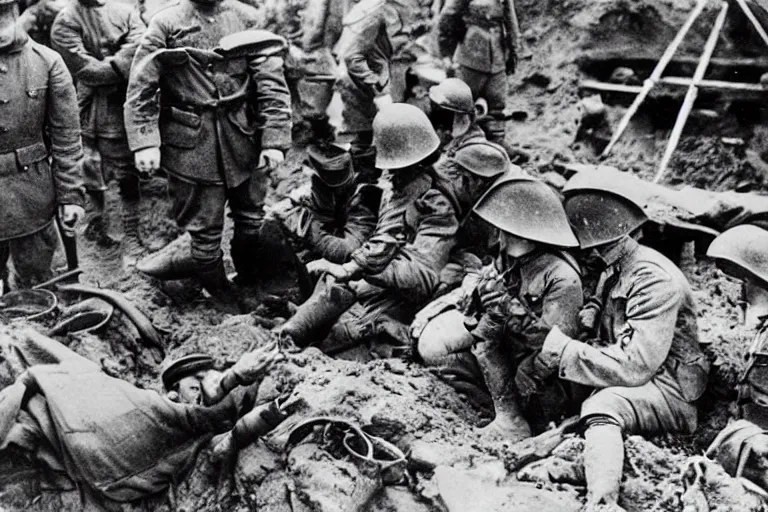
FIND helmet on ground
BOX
[429,78,475,115]
[161,353,215,391]
[373,103,440,170]
[707,224,768,287]
[473,174,579,247]
[563,170,648,249]
[305,143,354,187]
[453,141,510,178]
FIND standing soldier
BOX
[124,0,292,309]
[333,0,422,154]
[50,0,146,265]
[522,178,709,511]
[0,0,84,289]
[436,0,520,147]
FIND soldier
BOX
[50,0,146,264]
[124,0,292,310]
[17,0,67,47]
[161,352,215,404]
[415,176,583,439]
[270,142,380,265]
[0,328,289,507]
[521,182,709,511]
[436,0,520,146]
[333,0,423,153]
[0,0,85,289]
[276,103,459,356]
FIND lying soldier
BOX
[414,176,583,440]
[275,103,459,357]
[268,142,380,265]
[521,182,709,511]
[0,328,289,508]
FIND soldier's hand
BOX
[58,204,85,234]
[305,258,346,279]
[259,149,284,170]
[578,304,600,332]
[135,146,161,177]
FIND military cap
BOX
[161,353,215,391]
[305,143,354,187]
[453,141,510,178]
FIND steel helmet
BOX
[562,170,649,249]
[161,353,215,391]
[473,175,579,247]
[429,78,475,114]
[453,141,510,178]
[373,103,441,170]
[707,224,768,287]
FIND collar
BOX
[444,125,485,156]
[0,28,28,55]
[599,236,637,271]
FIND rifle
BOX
[503,415,580,471]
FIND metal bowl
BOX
[0,289,58,322]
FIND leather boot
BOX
[273,275,356,347]
[84,191,119,248]
[583,422,626,511]
[471,338,531,442]
[231,228,261,287]
[136,234,197,280]
[198,256,242,314]
[121,200,144,268]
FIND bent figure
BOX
[524,180,709,511]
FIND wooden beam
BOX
[580,78,766,93]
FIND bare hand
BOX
[306,259,348,280]
[211,432,235,462]
[58,204,85,234]
[259,149,284,170]
[134,146,161,177]
[231,340,284,383]
[373,94,393,110]
[578,306,600,331]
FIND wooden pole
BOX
[600,0,711,158]
[653,2,729,184]
[581,77,767,93]
[734,0,768,49]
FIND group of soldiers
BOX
[4,0,768,509]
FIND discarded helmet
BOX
[429,78,475,114]
[453,141,510,178]
[161,353,215,391]
[373,103,440,170]
[563,190,647,249]
[707,224,768,287]
[473,175,579,247]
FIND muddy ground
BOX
[3,0,768,510]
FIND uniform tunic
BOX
[541,238,710,434]
[0,30,84,243]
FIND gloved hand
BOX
[259,149,284,170]
[58,204,85,235]
[306,258,349,280]
[134,146,161,178]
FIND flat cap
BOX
[161,353,215,391]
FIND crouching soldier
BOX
[0,328,291,508]
[269,142,380,265]
[417,176,583,440]
[522,182,709,511]
[275,103,459,357]
[702,225,768,498]
[436,0,520,146]
[0,0,85,289]
[50,0,145,264]
[125,5,292,310]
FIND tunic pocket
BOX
[160,106,202,149]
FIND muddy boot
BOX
[583,419,625,511]
[273,275,356,347]
[121,201,144,269]
[84,191,119,248]
[198,256,242,314]
[471,339,531,442]
[429,351,494,418]
[136,234,197,280]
